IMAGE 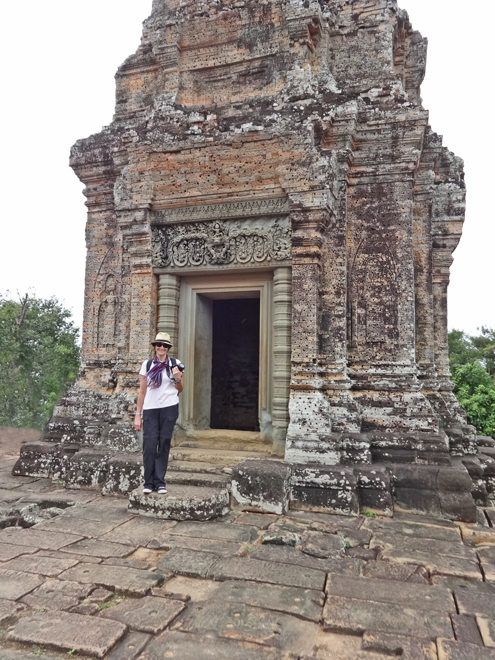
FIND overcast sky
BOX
[0,0,493,338]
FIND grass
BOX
[362,509,377,518]
[97,601,115,611]
[68,650,77,657]
[32,646,45,656]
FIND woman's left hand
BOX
[172,366,183,383]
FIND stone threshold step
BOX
[165,470,230,488]
[170,447,275,466]
[167,460,228,474]
[128,485,230,521]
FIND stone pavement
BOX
[1,454,495,658]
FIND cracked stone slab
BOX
[211,580,324,622]
[379,548,482,579]
[432,575,495,593]
[326,574,455,613]
[62,538,133,558]
[37,549,103,564]
[322,595,454,640]
[250,544,364,576]
[361,631,438,659]
[5,610,127,658]
[363,560,426,582]
[0,598,24,626]
[33,514,125,538]
[370,533,476,560]
[58,563,166,597]
[301,531,346,558]
[451,614,484,646]
[156,547,220,578]
[149,534,247,555]
[437,638,495,659]
[100,595,185,634]
[153,576,219,602]
[21,578,93,611]
[364,518,462,543]
[167,521,259,543]
[178,600,319,656]
[1,554,79,577]
[209,556,326,590]
[233,513,278,529]
[456,590,495,618]
[105,631,151,660]
[0,527,83,550]
[100,516,177,546]
[0,568,44,599]
[139,630,297,660]
[0,542,38,561]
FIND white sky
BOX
[0,0,493,338]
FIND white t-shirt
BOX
[140,360,181,410]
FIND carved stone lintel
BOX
[151,197,290,225]
[152,216,291,270]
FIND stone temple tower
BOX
[15,0,494,521]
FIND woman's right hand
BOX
[134,413,142,432]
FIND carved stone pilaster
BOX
[158,274,180,359]
[272,268,292,454]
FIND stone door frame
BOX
[157,268,291,454]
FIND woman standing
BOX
[134,332,184,494]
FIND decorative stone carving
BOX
[151,197,289,224]
[152,217,291,270]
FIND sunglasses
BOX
[154,342,170,348]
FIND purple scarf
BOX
[146,356,170,389]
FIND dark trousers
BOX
[142,404,178,489]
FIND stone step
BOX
[128,485,230,521]
[165,470,230,488]
[167,460,227,474]
[170,446,274,466]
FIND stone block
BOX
[156,548,220,578]
[102,453,144,496]
[12,441,55,478]
[290,485,359,516]
[457,590,495,618]
[0,599,24,626]
[477,617,495,648]
[437,638,495,659]
[5,610,127,658]
[2,554,79,577]
[0,526,83,550]
[58,563,165,597]
[322,594,453,639]
[106,631,151,660]
[361,631,438,659]
[451,614,483,646]
[154,534,246,556]
[21,578,93,612]
[379,549,481,579]
[210,556,326,590]
[231,460,291,514]
[65,448,109,489]
[233,512,277,529]
[139,630,293,660]
[128,486,229,521]
[370,532,476,560]
[167,521,259,543]
[179,601,319,656]
[211,580,324,622]
[326,574,455,613]
[62,538,133,558]
[354,465,393,514]
[251,544,364,576]
[0,542,38,561]
[301,531,346,558]
[100,595,185,634]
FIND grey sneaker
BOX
[143,487,153,494]
[157,486,167,494]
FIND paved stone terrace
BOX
[1,452,495,659]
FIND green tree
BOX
[0,293,80,431]
[449,328,495,439]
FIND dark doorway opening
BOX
[210,298,260,431]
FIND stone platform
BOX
[128,486,230,521]
[3,449,495,659]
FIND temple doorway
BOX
[210,298,260,432]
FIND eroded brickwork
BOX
[19,0,491,518]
